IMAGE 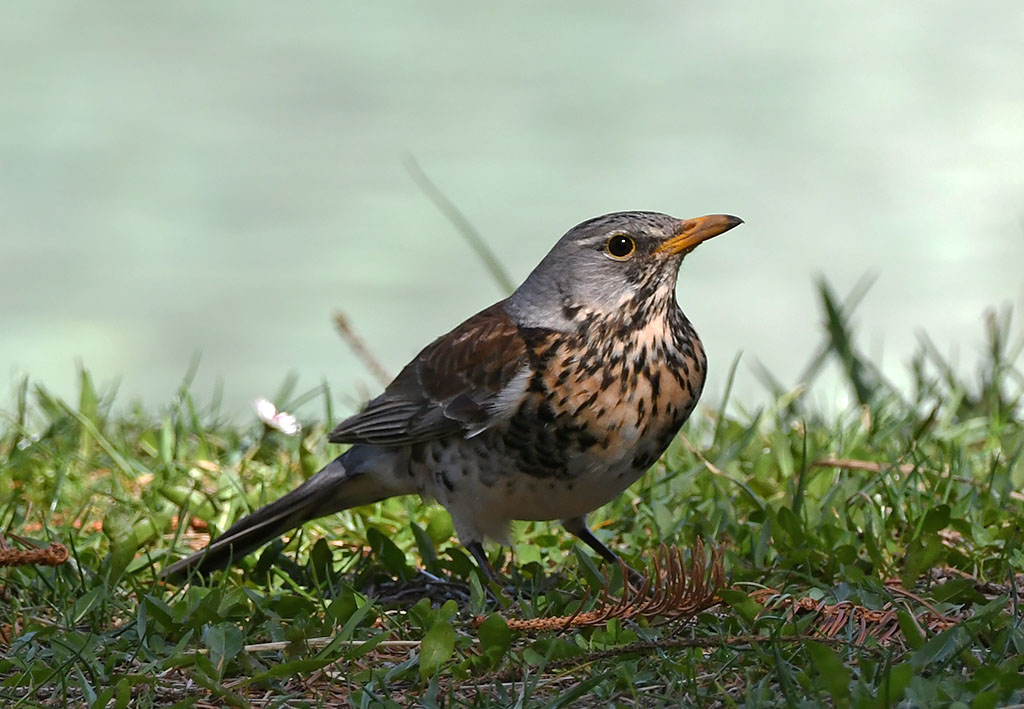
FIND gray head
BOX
[506,211,743,329]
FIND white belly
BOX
[414,439,643,546]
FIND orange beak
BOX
[654,214,743,256]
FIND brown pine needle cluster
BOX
[749,585,960,645]
[495,541,725,633]
[0,541,69,568]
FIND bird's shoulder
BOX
[328,300,539,445]
[414,300,530,401]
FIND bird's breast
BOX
[501,309,706,480]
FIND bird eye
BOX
[604,235,636,260]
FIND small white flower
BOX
[253,398,302,436]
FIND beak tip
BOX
[658,212,744,255]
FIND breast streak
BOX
[576,317,702,465]
[499,312,703,522]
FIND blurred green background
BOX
[2,2,1022,417]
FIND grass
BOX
[2,286,1023,708]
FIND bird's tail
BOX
[161,447,401,580]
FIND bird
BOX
[162,211,743,582]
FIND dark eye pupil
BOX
[608,235,634,257]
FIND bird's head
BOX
[507,211,743,329]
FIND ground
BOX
[2,288,1023,708]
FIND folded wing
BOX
[329,301,533,446]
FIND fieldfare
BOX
[163,211,743,581]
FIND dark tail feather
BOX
[161,453,386,580]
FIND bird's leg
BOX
[466,541,500,585]
[562,516,645,588]
[563,516,619,564]
[466,540,519,606]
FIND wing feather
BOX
[329,301,532,446]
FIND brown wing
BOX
[329,301,532,446]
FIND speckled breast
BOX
[500,305,707,486]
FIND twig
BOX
[679,434,726,477]
[811,458,1024,503]
[471,634,853,687]
[333,312,392,387]
[186,638,430,655]
[810,458,915,475]
[403,156,515,294]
